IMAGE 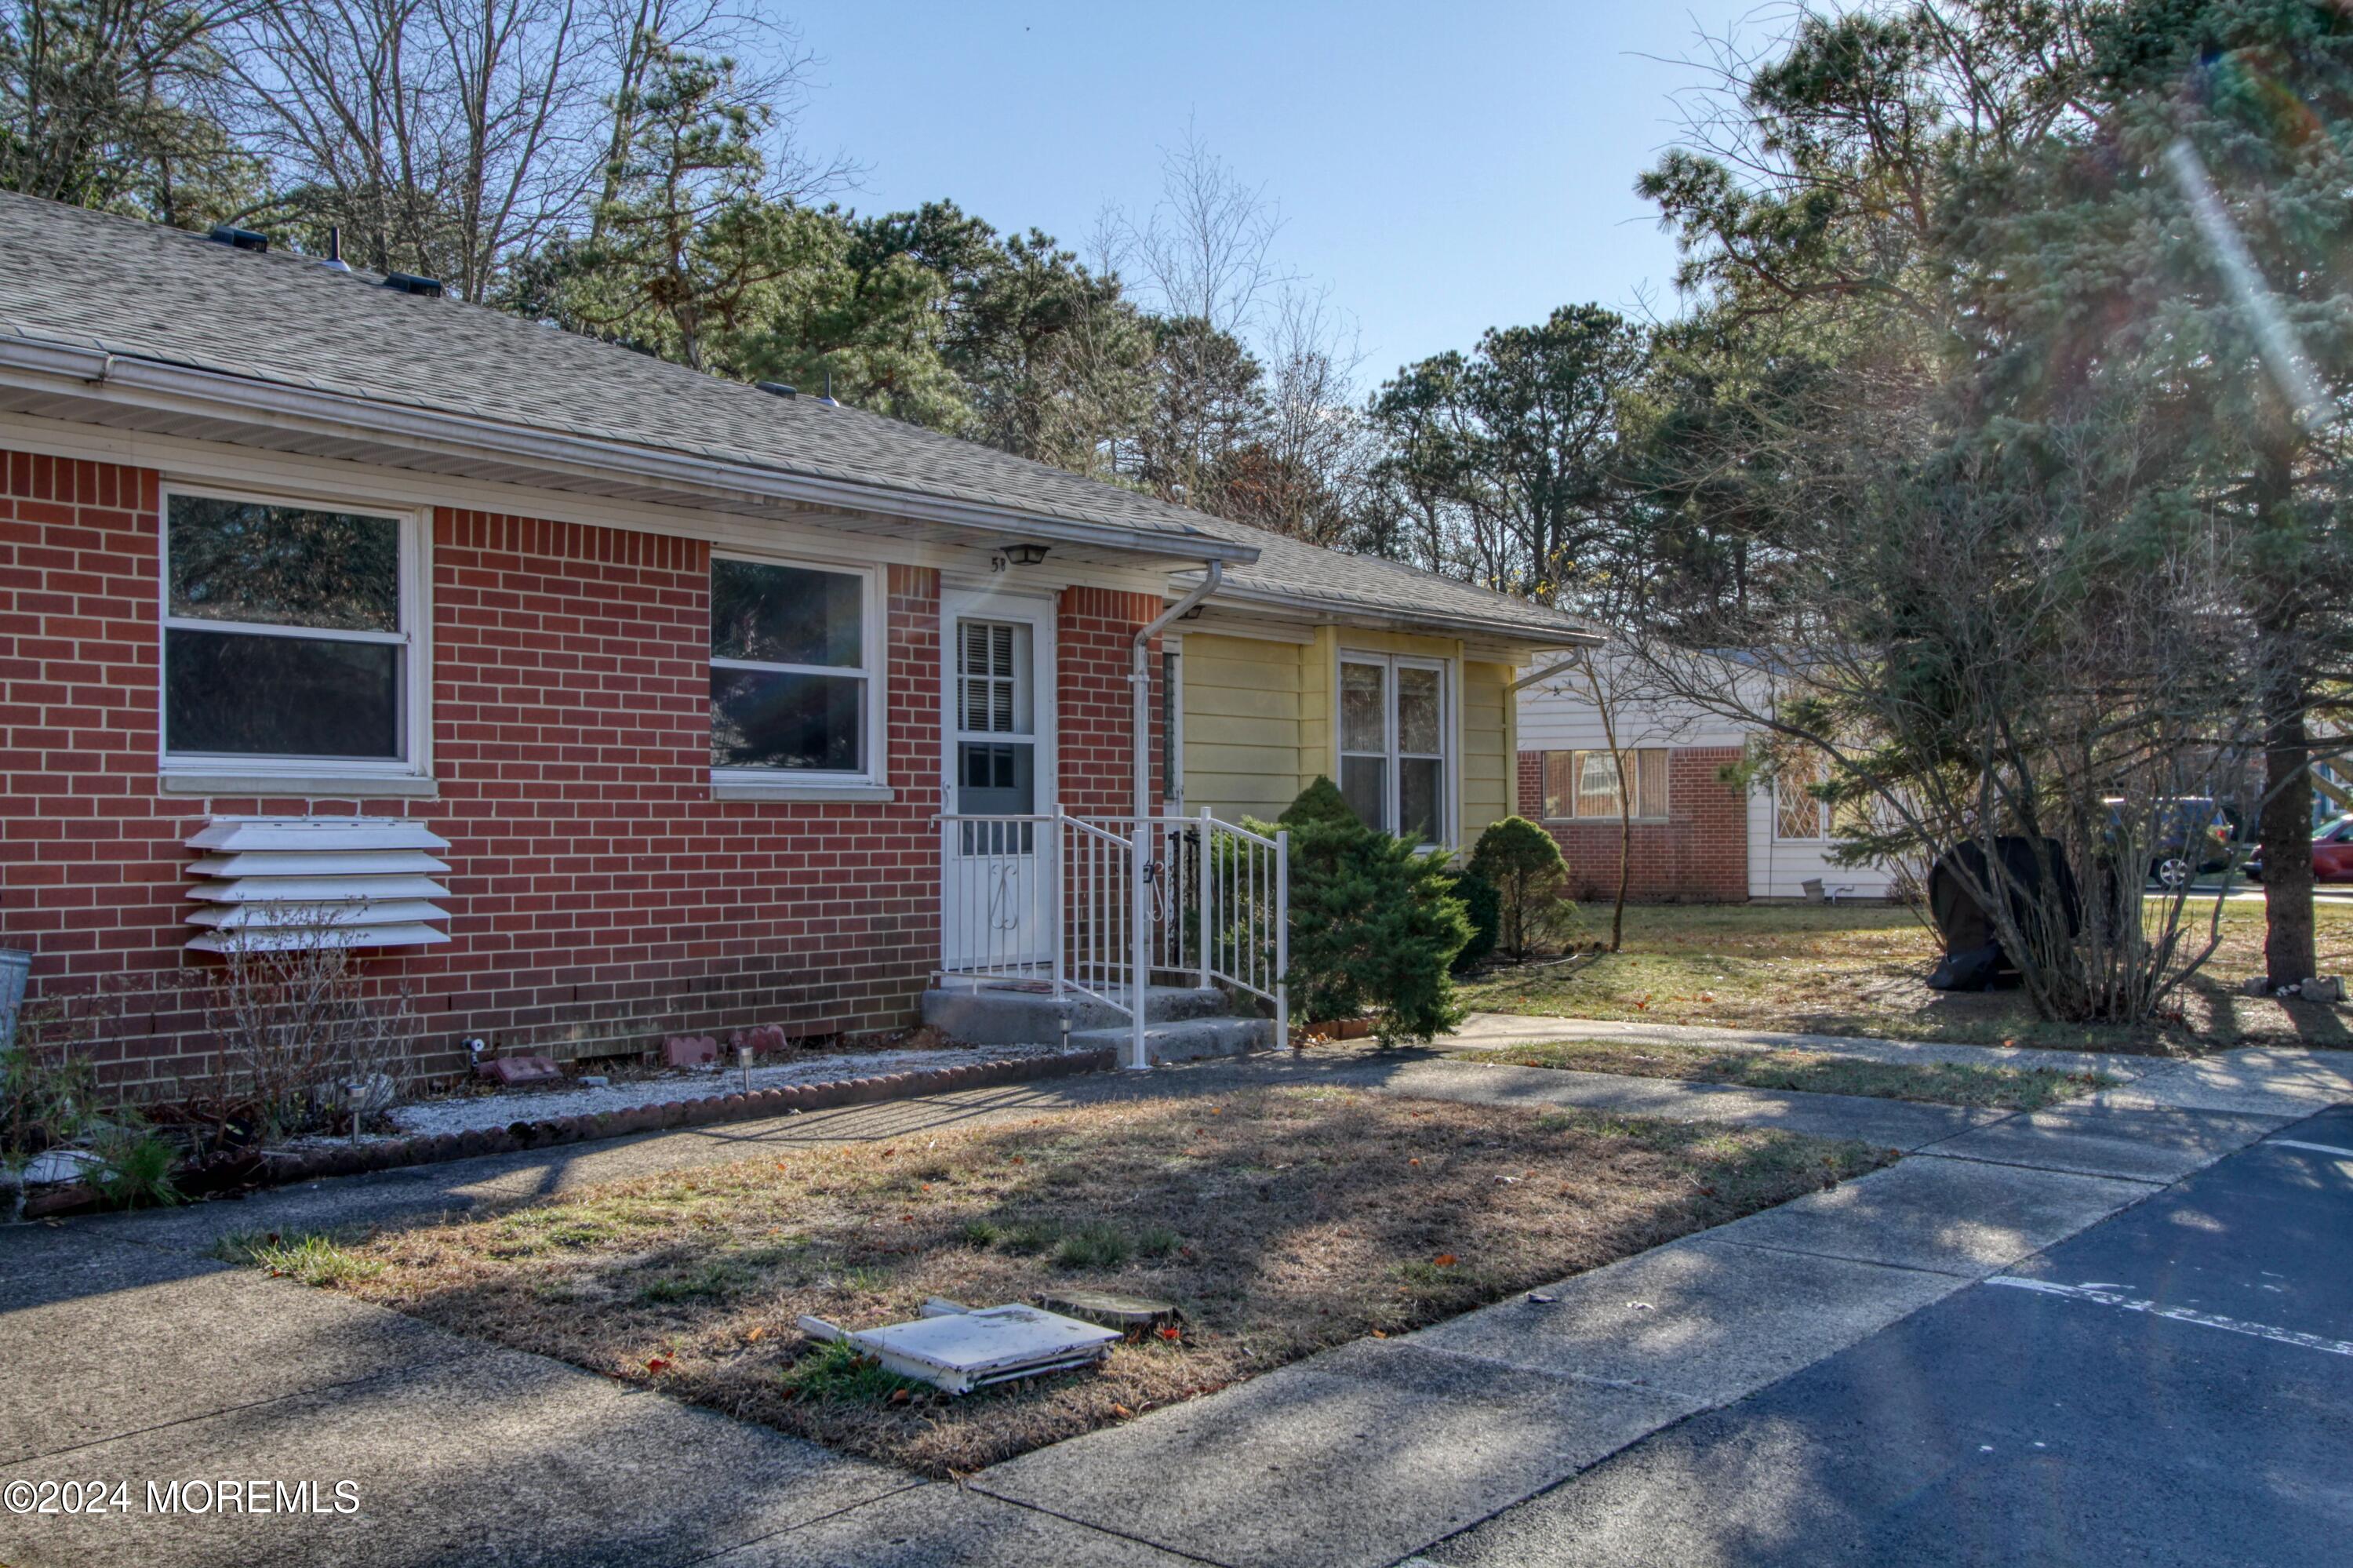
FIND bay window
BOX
[1339,653,1449,844]
[161,489,421,772]
[709,556,879,782]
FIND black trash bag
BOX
[1925,837,2081,988]
[1926,942,2006,992]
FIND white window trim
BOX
[1162,641,1184,809]
[708,551,886,791]
[157,481,431,783]
[1340,650,1454,848]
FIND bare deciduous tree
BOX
[211,0,842,301]
[1,0,258,223]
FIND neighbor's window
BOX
[162,490,417,767]
[1339,653,1449,844]
[1541,748,1667,821]
[1769,758,1826,842]
[709,556,875,778]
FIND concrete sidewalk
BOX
[4,1046,2344,1567]
[1448,1010,2166,1081]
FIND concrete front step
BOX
[922,982,1237,1045]
[1071,1015,1275,1066]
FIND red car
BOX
[2245,814,2353,882]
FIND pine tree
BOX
[1277,778,1470,1045]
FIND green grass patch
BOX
[779,1339,930,1404]
[1450,1038,2115,1109]
[1053,1223,1133,1270]
[215,1231,384,1286]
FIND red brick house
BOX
[1515,653,1897,903]
[0,194,1596,1090]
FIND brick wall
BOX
[1056,585,1162,816]
[2,446,1167,1092]
[1516,745,1749,902]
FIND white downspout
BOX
[1123,560,1224,1071]
[1133,562,1224,817]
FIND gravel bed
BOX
[387,1043,1081,1139]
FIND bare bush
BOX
[195,912,419,1143]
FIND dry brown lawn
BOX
[1460,900,2353,1054]
[230,1086,1889,1476]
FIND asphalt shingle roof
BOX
[0,193,1593,645]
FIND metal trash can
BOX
[0,949,29,1051]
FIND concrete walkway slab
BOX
[0,1228,221,1312]
[1920,1103,2285,1183]
[1449,1013,2150,1082]
[1,1257,483,1464]
[0,1337,907,1568]
[973,1338,1693,1568]
[60,1081,1129,1256]
[1407,1236,1966,1406]
[2097,1047,2353,1116]
[1369,1057,2002,1150]
[1704,1156,2155,1279]
[704,1483,1201,1567]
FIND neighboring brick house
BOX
[0,193,1598,1092]
[1515,654,1897,903]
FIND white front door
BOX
[940,590,1055,973]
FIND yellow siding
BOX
[1179,626,1518,852]
[1461,660,1513,839]
[1181,633,1306,823]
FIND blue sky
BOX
[797,2,1779,380]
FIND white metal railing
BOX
[1057,812,1136,1021]
[938,808,1286,1071]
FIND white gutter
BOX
[0,333,1261,566]
[1133,562,1224,817]
[1509,656,1588,693]
[1179,576,1604,646]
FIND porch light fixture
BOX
[999,542,1050,567]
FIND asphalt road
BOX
[1428,1108,2353,1568]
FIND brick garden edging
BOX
[20,1049,1118,1220]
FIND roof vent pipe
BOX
[318,224,350,273]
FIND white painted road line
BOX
[2268,1140,2353,1160]
[1984,1277,2353,1359]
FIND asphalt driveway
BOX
[1423,1107,2353,1568]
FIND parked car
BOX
[2107,798,2241,890]
[2245,813,2353,883]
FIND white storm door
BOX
[941,595,1054,972]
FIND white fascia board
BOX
[1171,578,1603,649]
[0,409,1190,600]
[0,333,1260,568]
